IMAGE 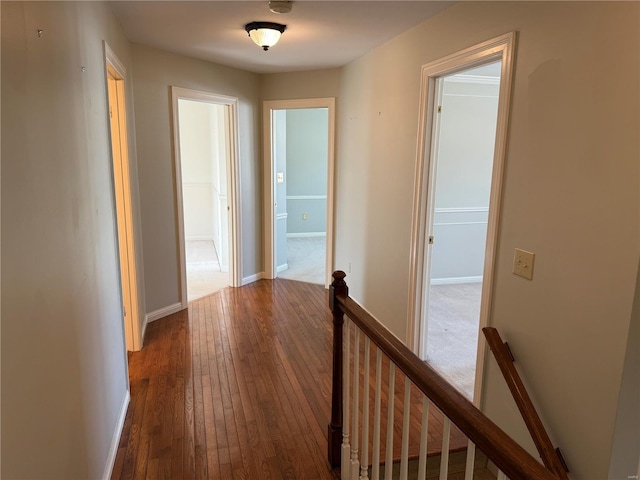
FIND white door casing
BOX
[171,86,242,308]
[407,32,517,405]
[105,42,142,353]
[263,98,336,288]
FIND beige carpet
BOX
[186,240,228,301]
[278,236,326,285]
[426,282,482,400]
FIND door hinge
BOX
[428,236,434,245]
[109,107,113,119]
[437,106,442,113]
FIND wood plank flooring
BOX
[111,279,469,479]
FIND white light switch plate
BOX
[513,248,535,280]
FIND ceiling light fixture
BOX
[244,21,287,51]
[269,1,293,14]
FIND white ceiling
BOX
[109,1,453,74]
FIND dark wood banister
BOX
[328,271,558,480]
[483,327,569,479]
[327,270,347,467]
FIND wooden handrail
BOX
[328,271,558,480]
[483,327,569,479]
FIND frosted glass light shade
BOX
[249,28,281,50]
[245,22,287,51]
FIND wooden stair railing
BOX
[327,270,560,480]
[483,327,569,479]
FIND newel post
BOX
[328,270,348,468]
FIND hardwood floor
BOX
[111,279,469,479]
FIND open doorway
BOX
[171,87,242,306]
[273,108,329,285]
[263,99,336,287]
[178,99,229,300]
[105,44,141,352]
[408,33,517,403]
[424,61,502,399]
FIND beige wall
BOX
[1,2,137,478]
[608,260,640,479]
[335,2,639,478]
[131,45,261,314]
[260,68,342,101]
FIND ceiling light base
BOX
[269,1,293,14]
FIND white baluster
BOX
[399,377,411,480]
[351,328,361,479]
[417,396,429,480]
[384,363,395,480]
[438,417,451,480]
[497,470,508,480]
[360,338,371,480]
[371,350,382,480]
[342,318,351,480]
[464,441,476,480]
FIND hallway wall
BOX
[260,68,342,102]
[334,3,639,478]
[1,2,136,478]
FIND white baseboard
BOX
[242,272,263,285]
[101,390,130,480]
[277,263,289,273]
[287,232,326,238]
[431,276,483,285]
[145,302,184,324]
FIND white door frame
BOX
[171,86,242,308]
[104,42,142,352]
[263,98,336,288]
[407,32,517,404]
